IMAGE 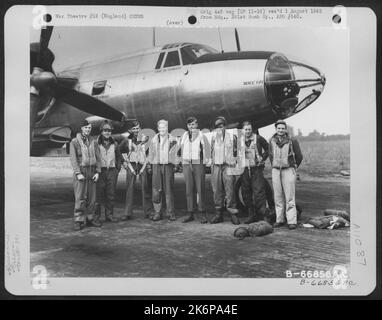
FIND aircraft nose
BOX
[264,53,325,117]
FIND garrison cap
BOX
[274,119,287,128]
[214,116,227,128]
[130,120,141,128]
[186,116,198,124]
[80,119,91,128]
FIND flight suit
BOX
[180,130,211,220]
[210,130,239,219]
[95,136,122,221]
[120,136,153,219]
[148,133,180,220]
[70,133,101,223]
[240,133,269,222]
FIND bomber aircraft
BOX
[30,27,325,155]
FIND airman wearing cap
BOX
[95,120,123,223]
[210,116,240,225]
[269,119,303,230]
[69,119,101,231]
[180,116,211,224]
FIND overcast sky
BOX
[31,26,349,138]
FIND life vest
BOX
[127,139,147,164]
[149,133,180,165]
[243,134,262,167]
[99,143,116,169]
[211,130,236,166]
[76,133,97,167]
[271,138,292,169]
[180,130,210,165]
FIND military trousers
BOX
[96,167,119,220]
[211,164,238,215]
[124,163,153,217]
[152,164,175,216]
[183,163,206,213]
[272,167,297,225]
[73,166,97,222]
[241,166,267,219]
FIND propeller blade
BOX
[30,26,54,151]
[40,26,53,49]
[30,93,42,149]
[234,28,241,52]
[56,76,79,89]
[55,86,125,121]
[39,26,53,59]
[36,26,55,72]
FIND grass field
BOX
[294,139,350,175]
[30,139,350,177]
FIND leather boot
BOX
[210,212,223,224]
[152,213,162,221]
[244,209,257,224]
[73,221,84,231]
[182,213,194,223]
[105,215,119,223]
[273,222,285,228]
[199,212,208,224]
[168,213,177,221]
[231,214,241,225]
[244,215,257,224]
[86,219,102,227]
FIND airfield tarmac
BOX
[30,158,350,278]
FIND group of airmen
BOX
[69,115,303,231]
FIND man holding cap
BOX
[210,116,240,225]
[119,120,153,220]
[95,120,123,223]
[269,120,303,230]
[70,119,101,231]
[180,116,211,224]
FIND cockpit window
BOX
[155,52,165,69]
[163,50,180,68]
[181,44,218,65]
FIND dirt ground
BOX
[30,158,350,278]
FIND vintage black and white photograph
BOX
[3,5,377,296]
[28,23,352,279]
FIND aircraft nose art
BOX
[264,53,325,118]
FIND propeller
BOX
[38,26,54,71]
[234,28,241,52]
[55,85,125,121]
[30,26,56,150]
[30,25,125,150]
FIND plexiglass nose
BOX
[265,53,325,117]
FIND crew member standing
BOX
[69,119,101,231]
[240,122,269,224]
[210,116,240,225]
[120,120,153,220]
[269,120,303,230]
[95,120,123,223]
[180,116,211,224]
[148,119,180,221]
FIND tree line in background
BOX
[287,126,350,141]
